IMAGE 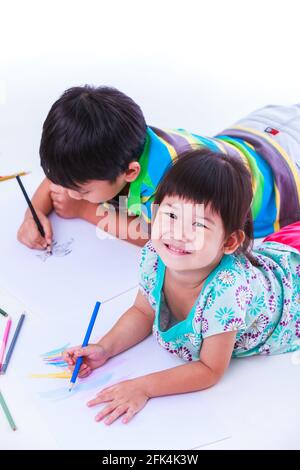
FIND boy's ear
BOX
[223,230,245,254]
[124,162,141,182]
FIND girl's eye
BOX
[193,221,207,229]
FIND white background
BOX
[1,0,300,176]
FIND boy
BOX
[17,86,300,249]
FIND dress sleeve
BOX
[200,263,251,339]
[138,240,159,309]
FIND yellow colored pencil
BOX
[29,371,72,379]
[0,171,30,183]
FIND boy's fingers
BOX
[31,234,47,250]
[41,219,53,245]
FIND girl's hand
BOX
[17,210,53,250]
[63,344,109,378]
[87,379,149,425]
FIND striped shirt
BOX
[124,126,300,238]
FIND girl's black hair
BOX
[154,147,258,265]
[40,85,147,188]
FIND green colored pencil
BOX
[0,391,17,431]
[0,308,8,318]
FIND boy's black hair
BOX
[40,85,147,188]
[154,147,258,265]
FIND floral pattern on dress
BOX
[217,270,236,286]
[248,293,266,316]
[235,285,252,310]
[215,307,235,325]
[248,314,269,337]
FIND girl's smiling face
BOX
[151,195,229,272]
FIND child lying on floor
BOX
[64,148,300,425]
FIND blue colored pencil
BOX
[69,301,101,391]
[1,313,25,374]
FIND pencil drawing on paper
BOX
[29,344,131,402]
[36,238,74,262]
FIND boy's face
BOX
[151,195,229,272]
[66,175,127,204]
[66,162,141,204]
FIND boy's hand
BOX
[50,184,86,219]
[87,378,149,425]
[63,344,109,378]
[17,210,53,250]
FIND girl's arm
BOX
[98,290,156,358]
[138,330,237,397]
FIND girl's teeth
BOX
[167,244,190,254]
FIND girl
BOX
[64,148,300,426]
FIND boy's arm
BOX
[98,290,156,358]
[24,177,53,219]
[137,330,237,397]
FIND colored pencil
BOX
[16,175,52,254]
[69,301,101,391]
[0,391,17,431]
[1,313,25,374]
[0,171,29,183]
[0,318,12,371]
[0,307,8,318]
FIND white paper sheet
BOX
[0,175,140,319]
[1,287,230,450]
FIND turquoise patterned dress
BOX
[139,241,300,360]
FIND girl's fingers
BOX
[94,402,120,422]
[62,352,75,365]
[87,391,112,407]
[104,405,128,425]
[78,371,91,378]
[122,407,136,424]
[96,384,115,396]
[64,346,82,355]
[78,367,91,378]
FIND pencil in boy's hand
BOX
[69,301,101,391]
[15,175,52,253]
[0,391,17,431]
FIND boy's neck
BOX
[118,182,130,196]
